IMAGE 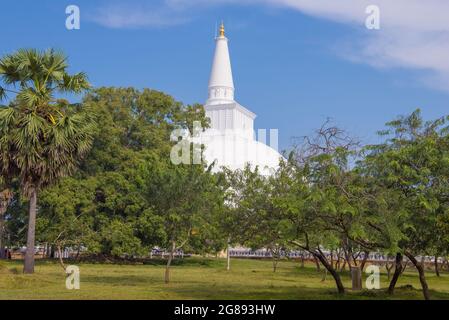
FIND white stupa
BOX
[201,23,283,174]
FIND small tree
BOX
[362,110,449,300]
[146,161,219,283]
[222,165,274,271]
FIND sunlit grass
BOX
[1,258,448,300]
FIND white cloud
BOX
[265,0,449,90]
[90,0,449,92]
[89,0,254,28]
[89,2,189,28]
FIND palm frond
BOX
[58,72,91,93]
[0,49,95,197]
[17,87,41,108]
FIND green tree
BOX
[37,177,99,268]
[284,122,366,294]
[145,161,218,283]
[362,109,449,300]
[80,87,208,175]
[0,49,94,273]
[220,166,267,271]
[227,165,290,272]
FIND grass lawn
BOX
[1,257,449,300]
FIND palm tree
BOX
[0,49,95,273]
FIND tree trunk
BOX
[0,211,5,259]
[360,251,369,272]
[405,252,430,300]
[434,257,440,277]
[165,241,176,284]
[314,252,345,294]
[272,257,278,273]
[226,237,231,271]
[313,256,321,272]
[269,248,278,273]
[340,260,346,272]
[385,259,394,281]
[343,247,352,269]
[330,250,334,269]
[57,245,66,271]
[388,253,403,295]
[24,189,37,274]
[336,253,341,271]
[321,269,328,282]
[75,245,81,262]
[0,190,11,260]
[402,261,408,273]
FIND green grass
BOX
[1,258,449,300]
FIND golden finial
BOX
[219,22,225,37]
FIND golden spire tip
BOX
[219,21,225,37]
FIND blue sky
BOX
[1,1,448,151]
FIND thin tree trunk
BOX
[336,253,341,271]
[405,252,430,300]
[75,245,81,262]
[273,259,278,273]
[360,251,369,272]
[385,259,394,281]
[269,248,278,273]
[330,250,334,269]
[226,237,231,271]
[0,190,12,260]
[313,256,321,272]
[57,245,66,271]
[300,254,305,268]
[340,260,346,272]
[402,261,408,273]
[321,269,328,282]
[434,257,440,277]
[388,253,403,295]
[343,247,352,269]
[24,189,37,274]
[165,241,176,284]
[0,211,5,259]
[314,252,345,294]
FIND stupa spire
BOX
[207,22,234,105]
